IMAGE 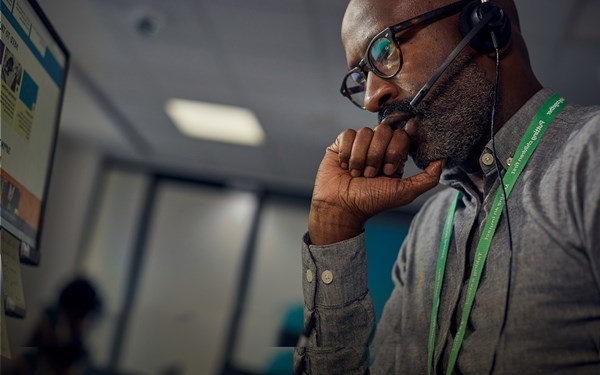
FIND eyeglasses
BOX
[340,0,472,109]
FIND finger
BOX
[364,124,393,178]
[349,127,374,177]
[383,129,410,176]
[390,159,445,206]
[332,129,357,170]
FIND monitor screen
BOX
[1,0,69,265]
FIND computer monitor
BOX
[1,0,69,265]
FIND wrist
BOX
[308,200,364,246]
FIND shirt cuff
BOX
[302,231,368,310]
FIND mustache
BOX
[377,100,423,124]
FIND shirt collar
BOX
[440,88,555,189]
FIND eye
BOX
[369,37,401,77]
[370,38,393,64]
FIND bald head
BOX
[341,0,530,85]
[342,0,520,49]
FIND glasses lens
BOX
[369,37,401,77]
[344,71,366,108]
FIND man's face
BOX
[342,0,494,170]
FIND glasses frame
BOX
[340,0,473,109]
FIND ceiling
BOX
[38,0,600,211]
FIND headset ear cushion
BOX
[459,1,511,54]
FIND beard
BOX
[378,54,495,170]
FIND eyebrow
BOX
[346,44,367,71]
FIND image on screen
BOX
[0,0,69,264]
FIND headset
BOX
[459,0,511,55]
[410,0,511,107]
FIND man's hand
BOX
[308,124,444,245]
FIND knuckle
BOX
[337,129,356,143]
[357,127,374,136]
[374,123,392,134]
[393,128,410,139]
[392,130,410,145]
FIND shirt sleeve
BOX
[294,232,375,375]
[576,111,600,290]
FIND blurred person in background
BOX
[12,277,102,375]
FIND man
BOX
[295,0,600,374]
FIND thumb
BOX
[390,159,444,206]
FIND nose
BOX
[363,73,401,113]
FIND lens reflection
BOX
[369,37,401,77]
[345,71,366,108]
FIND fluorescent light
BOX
[165,98,265,146]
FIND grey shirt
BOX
[295,89,600,374]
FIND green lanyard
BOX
[427,93,567,375]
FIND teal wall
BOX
[365,213,412,322]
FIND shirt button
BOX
[306,269,314,283]
[321,270,334,284]
[481,153,494,166]
[506,157,513,166]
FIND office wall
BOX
[80,168,151,366]
[232,197,308,373]
[4,152,415,374]
[120,180,258,375]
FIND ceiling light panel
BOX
[165,99,265,147]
